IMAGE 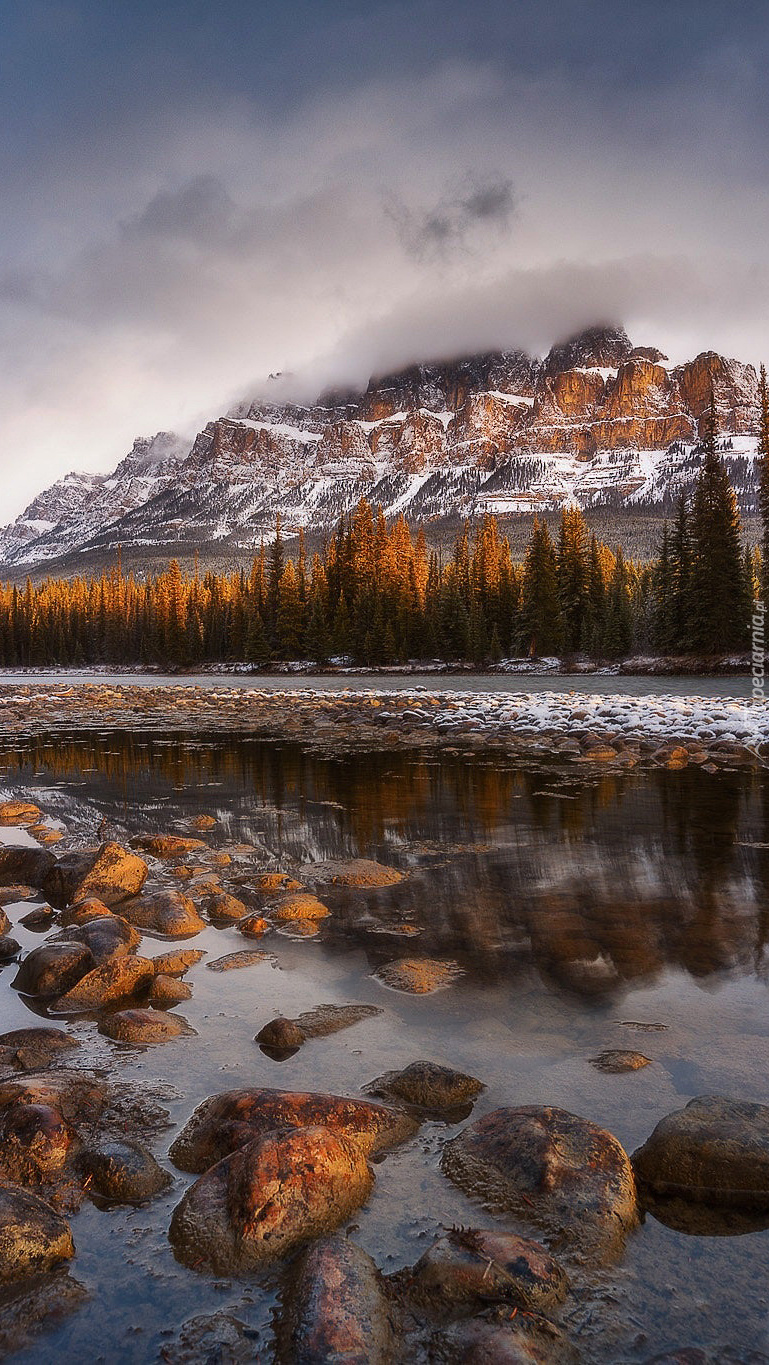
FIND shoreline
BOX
[0,682,765,767]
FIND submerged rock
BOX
[148,974,192,1008]
[0,847,56,891]
[158,1311,259,1364]
[0,1028,80,1075]
[0,1186,74,1281]
[0,935,22,963]
[258,1004,382,1054]
[431,1306,577,1363]
[78,1138,171,1203]
[590,1049,651,1074]
[120,890,205,938]
[131,835,207,858]
[364,1061,483,1117]
[207,949,270,973]
[98,1008,193,1044]
[170,1087,419,1173]
[375,958,462,994]
[632,1096,769,1209]
[43,842,148,908]
[406,1227,569,1312]
[169,1125,373,1274]
[442,1106,638,1263]
[306,859,404,888]
[280,1235,397,1364]
[0,1268,88,1358]
[13,941,95,998]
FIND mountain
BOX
[0,325,762,572]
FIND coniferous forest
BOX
[1,392,767,670]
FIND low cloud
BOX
[386,175,518,261]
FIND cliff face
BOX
[0,325,763,570]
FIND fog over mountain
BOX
[1,1,768,520]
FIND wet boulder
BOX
[190,814,217,830]
[442,1106,638,1264]
[18,905,55,930]
[43,842,148,908]
[0,935,21,964]
[120,890,205,938]
[0,1186,74,1282]
[207,949,270,973]
[98,1008,193,1044]
[59,897,113,926]
[0,846,56,891]
[590,1050,651,1074]
[0,1269,88,1357]
[53,954,155,1013]
[170,1125,374,1274]
[258,1005,381,1055]
[158,1312,257,1364]
[236,912,269,938]
[60,914,141,964]
[0,1100,75,1184]
[151,947,205,977]
[280,1235,397,1364]
[148,974,192,1008]
[256,1017,306,1056]
[632,1096,769,1209]
[12,941,95,998]
[170,1087,419,1173]
[364,1061,483,1117]
[0,1028,80,1075]
[407,1227,568,1311]
[431,1307,577,1363]
[0,800,42,827]
[268,892,331,923]
[0,886,35,907]
[78,1138,171,1203]
[201,891,249,925]
[0,907,9,936]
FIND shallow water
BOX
[0,669,753,697]
[1,733,769,1362]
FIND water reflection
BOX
[1,733,766,1008]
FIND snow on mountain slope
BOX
[0,326,763,570]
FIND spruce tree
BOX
[521,518,562,656]
[689,394,748,653]
[758,364,769,602]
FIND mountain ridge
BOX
[1,324,762,573]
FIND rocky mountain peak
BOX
[544,324,634,376]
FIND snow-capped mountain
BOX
[0,325,763,571]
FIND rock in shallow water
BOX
[589,1049,652,1073]
[0,1185,74,1281]
[148,974,192,1008]
[0,847,56,892]
[43,841,148,908]
[78,1138,171,1203]
[0,1028,80,1076]
[151,947,206,977]
[12,941,95,999]
[375,958,462,994]
[98,1008,193,1044]
[0,801,41,827]
[364,1061,483,1116]
[280,1235,397,1364]
[305,858,404,887]
[169,1087,419,1173]
[120,890,205,938]
[52,954,155,1013]
[406,1227,569,1312]
[441,1106,638,1264]
[431,1306,577,1363]
[0,935,21,963]
[169,1125,374,1274]
[632,1095,769,1209]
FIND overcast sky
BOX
[2,0,769,518]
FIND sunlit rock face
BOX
[0,324,762,570]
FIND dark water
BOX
[1,733,769,1362]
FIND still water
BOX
[1,732,768,1362]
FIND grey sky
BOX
[1,0,768,518]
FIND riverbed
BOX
[1,727,769,1361]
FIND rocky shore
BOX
[0,682,764,767]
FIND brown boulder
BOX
[43,842,147,908]
[407,1227,568,1311]
[0,1028,80,1075]
[206,950,269,973]
[0,935,21,963]
[632,1096,769,1209]
[0,801,41,826]
[0,1186,74,1282]
[59,897,113,926]
[236,912,269,938]
[432,1307,577,1363]
[0,846,56,891]
[61,914,141,964]
[280,1235,397,1364]
[364,1060,483,1117]
[189,815,217,830]
[120,890,205,938]
[170,1087,419,1173]
[269,892,330,922]
[131,835,207,857]
[53,954,155,1013]
[442,1106,638,1263]
[306,859,404,888]
[148,974,192,1008]
[590,1050,651,1074]
[0,1100,75,1184]
[201,891,249,925]
[169,1125,373,1273]
[150,947,205,977]
[78,1138,171,1204]
[375,958,462,994]
[12,941,95,998]
[98,1008,193,1044]
[0,886,34,907]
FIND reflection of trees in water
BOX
[2,733,767,999]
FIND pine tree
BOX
[758,364,769,602]
[689,394,748,653]
[557,506,589,653]
[521,518,562,656]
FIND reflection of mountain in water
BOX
[3,733,768,1003]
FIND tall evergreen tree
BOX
[758,363,769,602]
[689,394,748,652]
[521,518,562,656]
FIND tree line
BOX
[2,386,768,669]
